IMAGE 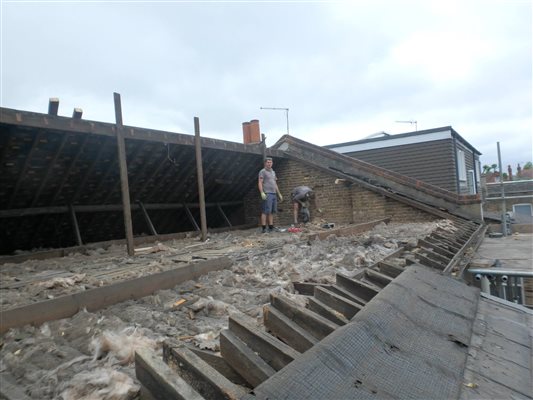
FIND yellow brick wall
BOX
[244,158,436,227]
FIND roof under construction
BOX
[3,102,527,400]
[1,104,482,257]
[0,106,284,255]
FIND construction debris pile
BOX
[0,221,447,399]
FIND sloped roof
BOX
[251,264,533,400]
[0,107,284,255]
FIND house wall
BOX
[243,159,437,227]
[343,139,458,193]
[455,140,480,195]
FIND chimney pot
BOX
[242,122,251,144]
[249,119,261,144]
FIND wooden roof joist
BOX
[0,201,244,218]
[0,107,284,156]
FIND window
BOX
[457,149,466,181]
[467,170,476,194]
[513,203,533,216]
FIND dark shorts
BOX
[262,193,277,215]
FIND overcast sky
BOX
[1,0,531,170]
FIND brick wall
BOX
[244,158,437,227]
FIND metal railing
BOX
[468,268,533,305]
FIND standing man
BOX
[258,157,283,233]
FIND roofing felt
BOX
[252,264,480,399]
[251,263,532,400]
[460,293,533,400]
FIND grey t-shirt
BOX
[258,168,277,193]
[291,186,312,201]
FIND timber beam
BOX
[135,347,204,400]
[263,304,318,353]
[163,342,249,399]
[270,294,339,340]
[228,313,299,371]
[335,273,380,302]
[306,297,350,326]
[220,330,275,388]
[314,286,363,320]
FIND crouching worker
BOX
[291,186,320,225]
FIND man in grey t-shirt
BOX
[258,157,283,233]
[291,185,321,225]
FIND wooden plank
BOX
[135,347,204,400]
[377,261,404,278]
[436,227,471,241]
[228,313,299,371]
[194,117,208,241]
[431,233,462,251]
[186,346,248,386]
[113,92,134,256]
[415,252,446,270]
[0,107,285,156]
[314,286,363,319]
[419,238,455,258]
[270,294,339,340]
[220,329,275,388]
[0,257,232,333]
[163,342,249,399]
[327,284,368,306]
[363,268,393,288]
[263,304,317,353]
[138,200,158,236]
[419,247,450,265]
[292,281,331,296]
[217,203,232,227]
[183,203,200,232]
[307,297,349,326]
[335,273,380,302]
[68,204,83,246]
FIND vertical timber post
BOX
[194,117,208,241]
[114,92,135,256]
[261,133,267,161]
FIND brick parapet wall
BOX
[244,158,436,227]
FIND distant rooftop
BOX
[325,126,482,156]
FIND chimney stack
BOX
[242,119,261,144]
[249,119,261,144]
[72,108,83,119]
[48,98,59,115]
[242,122,251,144]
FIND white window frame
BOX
[467,170,476,194]
[457,149,466,181]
